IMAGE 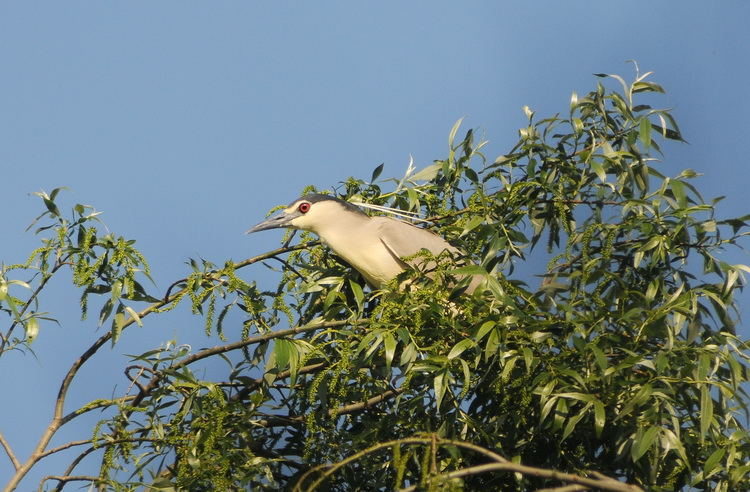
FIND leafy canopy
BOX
[2,66,750,491]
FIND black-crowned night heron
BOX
[247,194,481,292]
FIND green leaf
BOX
[475,321,496,341]
[349,279,364,311]
[25,317,39,344]
[410,163,442,181]
[4,294,20,321]
[370,163,385,182]
[669,178,688,208]
[617,384,653,419]
[703,447,726,478]
[99,299,114,327]
[632,426,660,461]
[43,197,61,218]
[111,311,125,345]
[590,345,608,371]
[562,402,591,440]
[522,347,534,372]
[400,342,417,367]
[500,355,519,382]
[589,160,606,182]
[448,117,464,148]
[384,333,397,373]
[448,265,487,276]
[434,368,449,408]
[447,339,475,360]
[700,385,713,439]
[124,306,143,327]
[639,117,652,150]
[594,400,606,438]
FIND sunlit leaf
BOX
[632,426,660,461]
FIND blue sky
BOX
[2,2,749,488]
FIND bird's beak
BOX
[246,211,295,234]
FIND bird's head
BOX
[246,193,367,236]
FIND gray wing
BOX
[374,216,483,293]
[373,217,459,268]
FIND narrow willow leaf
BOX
[99,299,114,327]
[552,398,568,432]
[540,395,558,424]
[274,338,292,373]
[43,197,61,217]
[370,163,384,182]
[400,342,417,367]
[670,179,688,208]
[459,358,471,395]
[124,306,143,327]
[434,369,448,408]
[589,160,606,182]
[617,384,652,419]
[639,117,652,150]
[562,402,591,440]
[590,345,608,371]
[111,312,125,346]
[448,338,475,360]
[703,447,726,479]
[349,279,364,311]
[384,333,397,373]
[448,118,464,149]
[476,320,496,341]
[522,347,534,373]
[700,385,713,439]
[410,163,442,182]
[632,426,660,461]
[594,400,606,438]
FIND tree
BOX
[2,66,750,491]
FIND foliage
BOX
[2,66,750,491]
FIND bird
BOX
[246,193,482,293]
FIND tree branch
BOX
[402,462,641,492]
[0,429,20,471]
[294,436,642,492]
[5,246,315,491]
[42,475,102,491]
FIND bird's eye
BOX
[298,202,311,214]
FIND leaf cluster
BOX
[2,67,750,491]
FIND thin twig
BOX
[0,429,20,471]
[401,462,641,492]
[41,475,100,492]
[294,436,640,492]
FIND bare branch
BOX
[0,429,20,471]
[330,387,404,417]
[404,462,641,492]
[294,436,641,492]
[536,485,591,492]
[40,475,101,492]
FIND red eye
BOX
[298,202,311,214]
